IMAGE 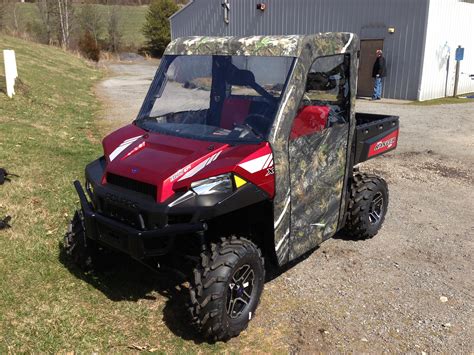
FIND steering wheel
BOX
[244,114,272,138]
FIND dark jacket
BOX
[372,56,387,78]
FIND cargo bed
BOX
[353,113,399,165]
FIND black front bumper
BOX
[75,180,207,259]
[76,157,268,259]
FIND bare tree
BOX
[0,0,6,31]
[12,2,19,32]
[0,1,16,33]
[36,0,73,47]
[57,0,72,48]
[37,0,54,44]
[107,6,122,52]
[1,0,20,33]
[78,3,103,46]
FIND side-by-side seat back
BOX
[220,98,251,129]
[290,105,330,140]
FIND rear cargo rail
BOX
[353,113,399,164]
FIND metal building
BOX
[170,0,474,101]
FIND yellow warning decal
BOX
[234,175,247,188]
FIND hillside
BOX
[1,4,148,50]
[0,35,105,351]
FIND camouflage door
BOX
[288,54,351,260]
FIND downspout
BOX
[169,19,174,40]
[416,0,432,101]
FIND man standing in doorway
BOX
[372,49,386,100]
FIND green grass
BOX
[2,3,148,50]
[409,93,474,106]
[0,35,284,353]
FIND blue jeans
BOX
[373,77,383,99]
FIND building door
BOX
[357,39,384,97]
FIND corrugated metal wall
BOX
[419,0,474,100]
[170,0,430,100]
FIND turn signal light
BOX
[234,175,247,188]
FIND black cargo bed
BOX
[353,113,399,164]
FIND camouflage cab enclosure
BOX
[165,33,360,266]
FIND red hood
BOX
[102,125,274,202]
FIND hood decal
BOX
[121,141,146,160]
[238,153,273,174]
[177,150,222,181]
[109,135,142,161]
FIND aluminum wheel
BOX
[226,264,255,319]
[369,191,384,225]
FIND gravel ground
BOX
[96,61,473,352]
[96,60,159,123]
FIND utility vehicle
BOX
[65,34,399,341]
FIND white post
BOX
[3,50,18,98]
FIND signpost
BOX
[455,46,464,61]
[453,45,464,97]
[3,50,18,98]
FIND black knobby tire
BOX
[189,237,265,341]
[343,172,389,240]
[64,210,105,270]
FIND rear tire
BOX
[189,236,265,341]
[64,210,111,270]
[343,172,389,240]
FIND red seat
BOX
[290,105,330,140]
[220,98,251,130]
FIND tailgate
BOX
[354,113,399,164]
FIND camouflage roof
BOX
[164,33,357,57]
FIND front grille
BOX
[107,173,157,199]
[103,203,141,228]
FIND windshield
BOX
[136,55,295,143]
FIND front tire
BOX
[189,237,265,341]
[63,210,109,270]
[343,172,389,240]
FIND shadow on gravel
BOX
[332,230,365,241]
[58,243,207,344]
[265,247,319,282]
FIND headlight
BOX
[191,174,234,195]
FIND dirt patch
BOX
[421,162,473,183]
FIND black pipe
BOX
[74,180,93,214]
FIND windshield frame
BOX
[134,54,297,145]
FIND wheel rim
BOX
[226,264,255,319]
[369,192,384,225]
